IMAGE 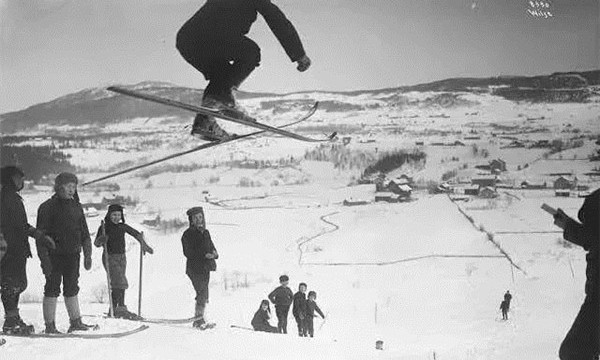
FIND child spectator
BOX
[268,274,293,333]
[305,290,325,337]
[181,207,218,329]
[94,204,154,319]
[292,282,307,336]
[251,299,278,333]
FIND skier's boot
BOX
[68,317,95,333]
[114,305,143,321]
[192,302,205,329]
[205,93,254,122]
[65,296,96,332]
[2,312,34,335]
[44,322,61,334]
[190,114,234,142]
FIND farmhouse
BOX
[555,189,570,197]
[489,159,507,172]
[479,187,498,198]
[343,199,369,206]
[375,192,401,203]
[553,176,576,190]
[471,176,497,188]
[464,185,480,196]
[521,181,547,189]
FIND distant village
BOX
[347,155,596,206]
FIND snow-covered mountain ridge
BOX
[1,70,598,134]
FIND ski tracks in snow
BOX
[291,211,340,265]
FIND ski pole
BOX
[101,220,114,317]
[138,232,144,317]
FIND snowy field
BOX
[1,168,592,360]
[2,89,599,359]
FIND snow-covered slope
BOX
[2,177,590,360]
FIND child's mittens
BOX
[142,242,154,255]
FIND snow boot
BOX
[2,311,34,335]
[65,296,95,332]
[68,317,95,333]
[192,302,205,328]
[203,95,254,122]
[190,114,234,142]
[114,305,142,320]
[44,322,61,334]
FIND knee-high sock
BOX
[43,297,58,324]
[64,296,81,321]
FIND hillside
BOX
[1,70,598,134]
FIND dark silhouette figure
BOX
[552,189,599,360]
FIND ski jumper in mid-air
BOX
[176,0,311,141]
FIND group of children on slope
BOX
[252,275,325,337]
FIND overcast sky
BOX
[0,0,598,112]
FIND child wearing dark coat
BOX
[268,274,293,334]
[94,204,153,320]
[305,290,325,337]
[292,282,307,336]
[251,299,278,333]
[181,206,218,329]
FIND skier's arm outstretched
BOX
[254,0,311,72]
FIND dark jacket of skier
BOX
[36,194,92,256]
[177,0,305,62]
[181,227,217,275]
[0,180,33,260]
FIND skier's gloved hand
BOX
[95,235,108,247]
[553,208,569,230]
[84,254,92,270]
[296,55,311,72]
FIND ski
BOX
[141,316,203,325]
[1,324,148,339]
[88,314,203,325]
[81,111,318,186]
[107,86,334,143]
[230,325,254,331]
